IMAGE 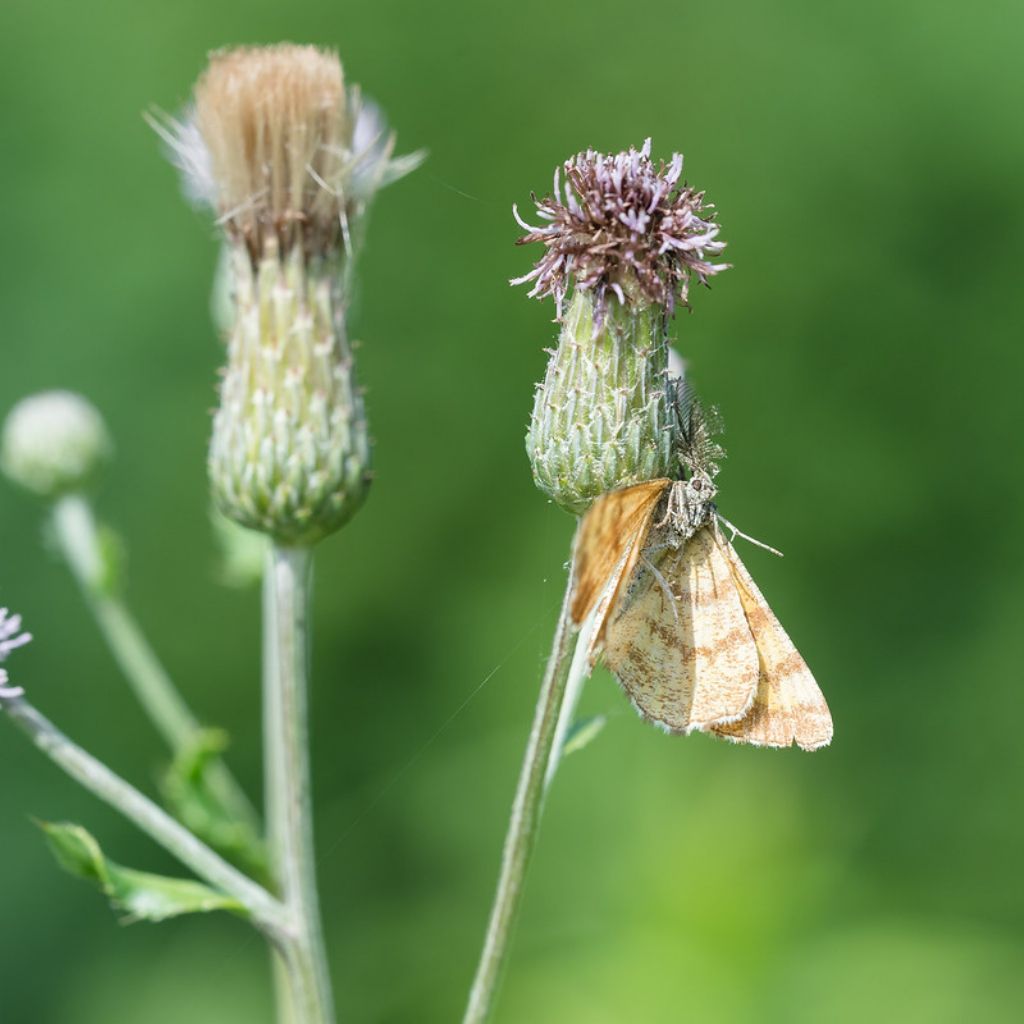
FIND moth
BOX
[570,386,832,751]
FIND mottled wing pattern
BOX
[712,532,833,751]
[601,525,759,733]
[570,480,670,643]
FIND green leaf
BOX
[160,729,269,884]
[38,821,246,924]
[562,714,608,758]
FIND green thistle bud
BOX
[208,241,370,545]
[1,391,111,499]
[514,139,730,514]
[526,290,675,513]
[153,44,422,545]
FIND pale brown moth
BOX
[570,387,832,751]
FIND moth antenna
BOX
[668,378,726,478]
[715,514,784,558]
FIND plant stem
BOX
[543,604,598,793]
[264,550,299,1024]
[463,555,580,1024]
[265,545,335,1024]
[50,494,258,832]
[1,696,287,938]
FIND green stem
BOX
[543,601,596,792]
[50,494,259,833]
[265,545,335,1024]
[271,953,299,1024]
[1,696,287,938]
[463,553,579,1024]
[265,550,299,1024]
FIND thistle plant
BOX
[1,42,419,1024]
[463,140,729,1023]
[516,139,728,513]
[156,43,421,1022]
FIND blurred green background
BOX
[2,0,1022,1021]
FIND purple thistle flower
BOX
[512,139,729,324]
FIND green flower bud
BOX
[526,291,675,513]
[1,391,111,499]
[208,241,370,545]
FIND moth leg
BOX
[641,555,680,625]
[654,480,682,529]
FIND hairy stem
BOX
[1,696,287,938]
[265,546,335,1024]
[463,553,579,1024]
[51,494,258,832]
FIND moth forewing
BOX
[570,479,670,641]
[711,532,833,751]
[601,525,759,733]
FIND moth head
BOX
[663,473,717,545]
[685,470,717,506]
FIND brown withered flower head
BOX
[151,44,423,265]
[513,139,729,324]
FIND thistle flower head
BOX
[513,139,729,323]
[0,608,31,700]
[1,391,111,499]
[154,45,421,545]
[153,43,423,261]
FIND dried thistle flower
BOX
[1,392,111,500]
[154,44,422,264]
[0,608,31,699]
[155,45,421,545]
[513,139,728,324]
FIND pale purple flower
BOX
[512,139,730,324]
[0,608,31,699]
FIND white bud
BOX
[1,391,111,498]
